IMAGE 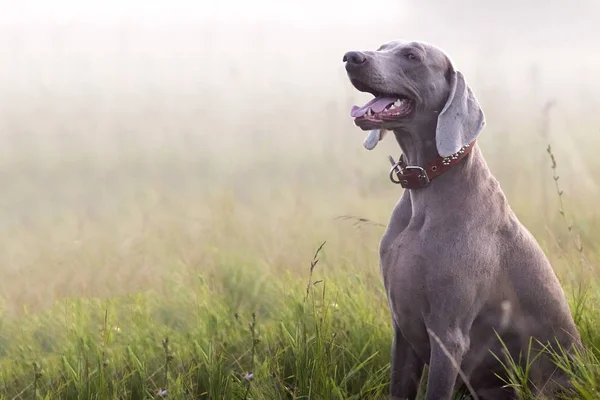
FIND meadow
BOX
[1,17,600,400]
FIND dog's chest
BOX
[380,229,429,321]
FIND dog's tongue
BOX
[351,96,397,118]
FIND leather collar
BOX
[388,141,476,189]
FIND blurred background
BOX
[1,0,599,314]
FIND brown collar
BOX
[388,141,476,189]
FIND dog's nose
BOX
[343,51,367,65]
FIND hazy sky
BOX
[3,0,597,56]
[1,0,409,23]
[1,0,599,103]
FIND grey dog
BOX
[342,40,581,400]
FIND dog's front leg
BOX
[424,327,469,400]
[390,324,424,400]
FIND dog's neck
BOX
[393,128,502,209]
[393,128,438,167]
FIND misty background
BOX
[0,0,599,312]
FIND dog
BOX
[343,40,582,400]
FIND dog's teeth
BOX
[394,100,402,107]
[366,109,373,116]
[389,104,396,110]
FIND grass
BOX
[0,240,394,399]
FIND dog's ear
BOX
[435,69,485,157]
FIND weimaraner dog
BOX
[342,40,582,400]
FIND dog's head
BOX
[343,40,485,157]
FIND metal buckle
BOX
[388,156,403,184]
[387,156,430,188]
[402,166,430,187]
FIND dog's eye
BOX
[405,53,417,60]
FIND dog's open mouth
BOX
[349,78,414,125]
[347,79,416,149]
[350,95,414,150]
[351,96,414,121]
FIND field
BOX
[1,10,600,400]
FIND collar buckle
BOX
[388,156,430,188]
[400,166,430,188]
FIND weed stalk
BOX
[243,312,257,400]
[32,361,42,400]
[161,337,173,396]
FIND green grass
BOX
[0,241,395,399]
